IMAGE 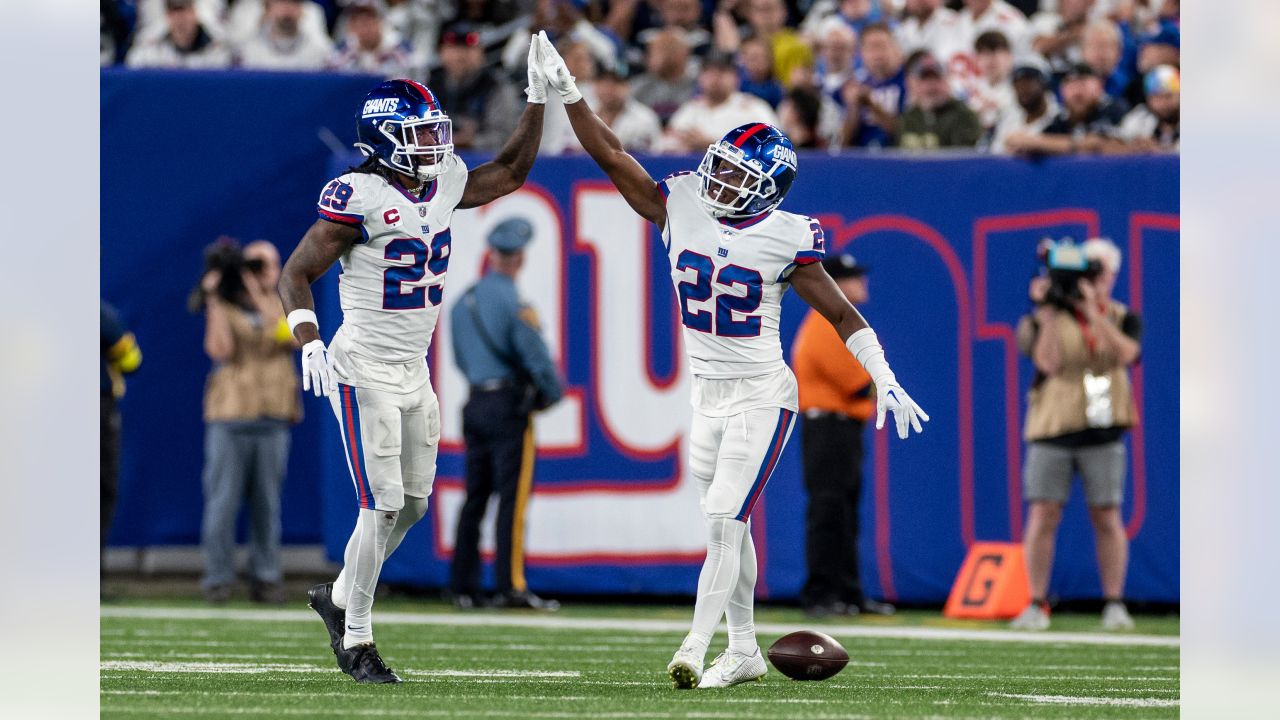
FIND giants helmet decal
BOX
[355,79,454,181]
[696,123,798,219]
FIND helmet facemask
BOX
[696,142,778,218]
[380,115,454,181]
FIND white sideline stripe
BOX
[100,606,1180,648]
[99,660,578,678]
[989,692,1180,708]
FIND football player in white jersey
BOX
[278,40,552,683]
[530,32,930,689]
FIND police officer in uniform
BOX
[450,219,564,610]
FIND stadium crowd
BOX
[102,0,1179,155]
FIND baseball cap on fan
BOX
[822,253,868,279]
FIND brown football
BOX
[767,630,850,681]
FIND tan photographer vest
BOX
[1018,302,1139,442]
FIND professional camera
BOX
[1036,237,1102,310]
[187,237,264,312]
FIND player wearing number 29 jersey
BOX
[530,32,929,691]
[280,39,552,684]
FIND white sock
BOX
[332,497,426,610]
[685,516,747,656]
[726,525,758,655]
[339,508,396,649]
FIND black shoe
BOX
[804,601,852,619]
[859,599,896,616]
[308,583,346,655]
[250,581,287,605]
[342,642,403,684]
[452,592,485,610]
[494,590,560,611]
[203,584,233,604]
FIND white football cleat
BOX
[1101,601,1135,631]
[697,648,767,688]
[666,644,704,689]
[1010,603,1051,631]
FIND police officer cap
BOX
[488,218,534,253]
[822,253,868,279]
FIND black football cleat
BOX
[344,643,403,684]
[308,582,346,655]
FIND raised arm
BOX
[536,32,667,229]
[458,35,548,210]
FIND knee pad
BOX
[400,495,429,526]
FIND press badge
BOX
[1083,371,1114,428]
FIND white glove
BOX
[524,34,547,104]
[536,30,582,104]
[875,381,929,440]
[300,339,334,397]
[846,328,929,439]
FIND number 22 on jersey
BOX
[675,249,763,338]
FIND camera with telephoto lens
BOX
[1036,237,1102,310]
[187,237,265,312]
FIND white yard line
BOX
[101,606,1178,648]
[988,692,1180,708]
[100,660,579,678]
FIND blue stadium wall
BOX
[102,70,1179,603]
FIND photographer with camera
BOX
[1012,237,1141,632]
[449,219,564,611]
[194,238,301,604]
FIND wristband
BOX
[845,327,895,387]
[287,308,319,334]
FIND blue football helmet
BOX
[354,79,453,181]
[696,123,798,218]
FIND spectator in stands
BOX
[501,0,620,76]
[660,50,780,153]
[801,0,884,37]
[101,301,142,577]
[562,63,663,153]
[635,0,713,54]
[327,0,414,78]
[1119,64,1178,152]
[1003,63,1126,155]
[777,85,826,148]
[382,0,449,77]
[1029,0,1093,76]
[896,0,966,63]
[898,53,982,150]
[959,0,1030,57]
[792,254,894,619]
[966,29,1015,133]
[631,28,699,124]
[1081,19,1130,100]
[223,0,330,51]
[1012,237,1140,632]
[990,56,1059,155]
[102,0,137,65]
[125,0,232,69]
[713,0,813,87]
[428,24,522,151]
[813,17,858,102]
[1124,24,1178,108]
[133,0,224,46]
[839,21,906,149]
[238,0,333,71]
[738,36,784,108]
[197,238,301,605]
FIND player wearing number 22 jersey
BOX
[279,37,553,684]
[529,31,930,690]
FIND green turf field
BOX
[101,600,1179,719]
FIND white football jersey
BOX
[315,155,469,391]
[659,172,826,414]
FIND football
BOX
[767,630,850,681]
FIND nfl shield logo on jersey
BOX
[418,206,428,218]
